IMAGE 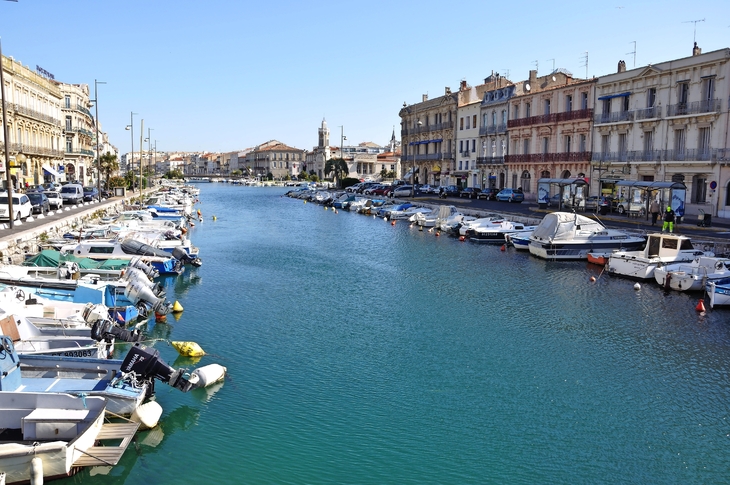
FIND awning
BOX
[598,92,631,101]
[537,177,590,187]
[43,165,61,178]
[615,180,686,190]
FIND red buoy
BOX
[391,220,396,226]
[459,236,465,242]
[500,244,506,251]
[696,299,706,312]
[435,232,440,237]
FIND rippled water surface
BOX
[64,184,730,484]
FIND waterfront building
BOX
[0,55,65,188]
[243,140,305,180]
[478,74,519,190]
[455,80,483,189]
[591,44,730,219]
[506,69,595,200]
[58,82,95,185]
[399,87,457,188]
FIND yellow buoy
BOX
[212,215,217,221]
[171,341,206,357]
[172,301,184,313]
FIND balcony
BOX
[476,156,505,165]
[401,120,454,136]
[667,99,721,117]
[591,152,630,163]
[74,104,93,118]
[594,110,635,124]
[0,142,64,158]
[12,103,62,126]
[505,151,592,164]
[634,106,662,120]
[507,109,592,128]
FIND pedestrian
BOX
[662,206,675,233]
[649,199,660,226]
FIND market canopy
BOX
[615,181,686,190]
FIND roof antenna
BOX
[579,52,588,79]
[547,58,555,73]
[532,60,538,74]
[626,41,636,68]
[682,18,705,43]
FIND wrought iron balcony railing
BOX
[476,156,505,165]
[594,110,634,124]
[507,109,592,128]
[634,106,662,120]
[505,151,592,164]
[667,99,721,117]
[11,103,62,126]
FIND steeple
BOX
[390,127,396,152]
[318,118,330,148]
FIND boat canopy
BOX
[22,249,129,270]
[615,181,686,190]
[531,212,605,241]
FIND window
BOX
[520,170,531,193]
[618,133,627,157]
[492,111,497,126]
[460,140,464,153]
[602,99,611,114]
[472,115,477,128]
[459,161,463,170]
[513,105,519,119]
[702,77,715,101]
[482,113,487,127]
[692,175,707,203]
[512,173,518,188]
[64,95,70,109]
[65,116,72,131]
[581,92,588,110]
[622,95,629,112]
[523,138,530,155]
[678,82,689,105]
[542,137,549,154]
[647,88,656,108]
[566,95,573,112]
[579,134,586,152]
[674,129,686,156]
[601,134,610,154]
[565,135,572,153]
[66,136,72,153]
[501,110,507,125]
[698,127,711,157]
[544,99,551,115]
[525,103,531,117]
[465,116,470,130]
[460,117,464,130]
[644,130,654,154]
[472,139,476,152]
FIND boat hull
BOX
[529,239,645,261]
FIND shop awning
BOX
[597,92,631,101]
[43,165,61,178]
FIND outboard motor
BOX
[129,256,159,279]
[83,303,141,343]
[123,267,165,298]
[125,280,172,315]
[121,343,193,392]
[172,246,202,268]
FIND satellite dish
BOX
[525,83,531,91]
[552,76,556,82]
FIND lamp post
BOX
[138,119,144,194]
[92,79,106,202]
[0,38,16,229]
[412,119,422,197]
[339,125,346,187]
[144,127,153,187]
[125,111,137,190]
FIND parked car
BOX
[27,192,50,216]
[459,187,480,199]
[43,182,61,191]
[495,188,524,203]
[392,185,416,198]
[60,184,84,204]
[26,184,45,193]
[477,187,500,200]
[44,190,63,210]
[370,185,390,196]
[584,196,601,211]
[364,184,383,195]
[0,193,33,221]
[383,186,397,197]
[345,183,362,193]
[438,185,460,198]
[83,186,100,202]
[357,182,378,194]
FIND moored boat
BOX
[707,277,730,308]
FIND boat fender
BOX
[189,364,227,388]
[633,283,641,290]
[171,341,205,357]
[131,400,163,430]
[30,456,43,485]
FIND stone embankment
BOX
[0,196,142,264]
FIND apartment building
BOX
[0,55,65,188]
[243,140,305,180]
[592,44,730,218]
[478,74,519,189]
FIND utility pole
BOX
[139,119,144,195]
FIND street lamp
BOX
[145,127,153,186]
[91,79,106,201]
[0,38,16,229]
[125,111,137,189]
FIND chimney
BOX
[422,94,428,102]
[445,87,451,95]
[693,42,702,56]
[617,60,626,73]
[529,69,537,86]
[460,80,467,91]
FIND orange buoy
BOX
[500,244,506,251]
[435,232,440,237]
[155,313,167,322]
[696,299,706,312]
[589,276,596,282]
[459,236,465,242]
[391,220,396,226]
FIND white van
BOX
[60,184,84,205]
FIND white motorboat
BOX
[389,207,431,221]
[469,221,538,244]
[707,277,730,308]
[411,206,461,228]
[505,230,534,251]
[0,392,138,484]
[606,233,712,280]
[654,257,730,291]
[457,215,507,236]
[529,212,646,260]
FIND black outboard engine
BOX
[90,319,141,343]
[172,246,202,268]
[121,343,193,392]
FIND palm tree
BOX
[99,152,119,189]
[325,158,349,188]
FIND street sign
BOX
[710,181,717,190]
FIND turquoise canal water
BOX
[61,184,730,484]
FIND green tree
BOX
[324,158,349,188]
[99,152,119,188]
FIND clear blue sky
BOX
[2,0,728,154]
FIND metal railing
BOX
[592,149,729,163]
[11,103,62,126]
[634,106,662,120]
[505,151,592,164]
[476,156,505,165]
[667,99,721,117]
[0,142,64,157]
[507,109,592,128]
[594,110,634,124]
[401,120,455,136]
